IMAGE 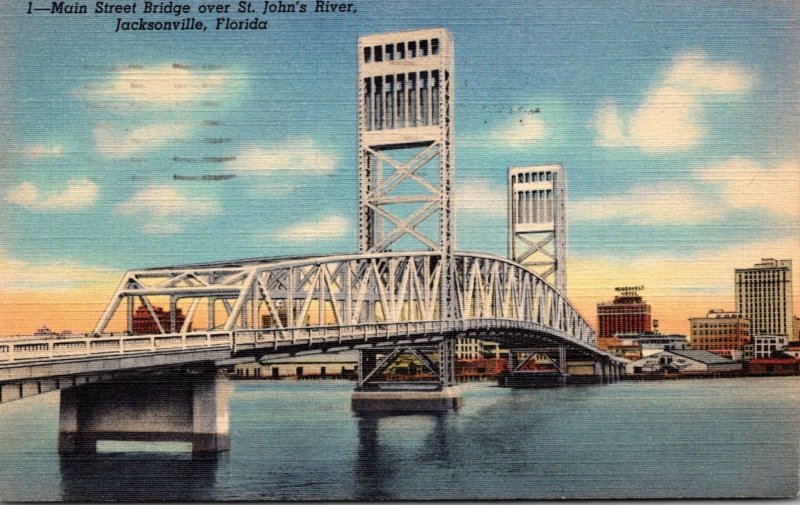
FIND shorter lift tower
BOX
[508,164,567,294]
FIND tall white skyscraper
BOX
[735,258,794,337]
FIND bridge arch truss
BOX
[92,252,597,355]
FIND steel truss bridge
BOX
[0,251,606,369]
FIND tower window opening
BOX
[364,78,372,131]
[431,70,440,125]
[419,71,429,126]
[385,44,394,61]
[408,41,416,58]
[374,45,383,62]
[431,38,440,55]
[420,40,429,56]
[396,74,405,127]
[374,76,383,130]
[408,73,417,127]
[385,75,394,129]
[364,47,371,63]
[397,42,405,59]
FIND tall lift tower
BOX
[508,164,568,294]
[357,28,457,320]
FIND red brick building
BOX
[597,287,652,341]
[132,305,188,334]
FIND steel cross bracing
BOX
[355,340,456,390]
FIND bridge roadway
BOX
[0,250,626,404]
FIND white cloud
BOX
[664,50,754,93]
[491,115,547,147]
[279,215,349,242]
[22,144,65,158]
[5,178,98,211]
[94,122,190,158]
[457,180,506,217]
[697,157,800,218]
[116,185,220,234]
[592,99,627,147]
[83,64,234,104]
[230,139,338,173]
[593,51,754,152]
[627,86,705,152]
[0,254,118,293]
[570,182,723,224]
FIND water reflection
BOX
[354,413,452,500]
[60,452,219,501]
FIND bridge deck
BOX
[0,318,624,385]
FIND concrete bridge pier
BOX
[58,367,230,456]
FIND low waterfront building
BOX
[783,341,800,358]
[625,349,741,375]
[234,352,358,379]
[746,357,800,376]
[616,331,689,357]
[456,357,507,379]
[605,340,642,361]
[752,335,789,359]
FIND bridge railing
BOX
[232,320,456,353]
[0,332,233,364]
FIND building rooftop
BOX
[668,349,735,364]
[736,258,792,272]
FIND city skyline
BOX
[2,1,799,335]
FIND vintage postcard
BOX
[0,0,798,501]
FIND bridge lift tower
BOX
[354,28,460,410]
[508,164,567,294]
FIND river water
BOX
[0,377,797,500]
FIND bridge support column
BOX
[351,340,462,414]
[58,367,230,456]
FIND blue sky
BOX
[1,1,798,332]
